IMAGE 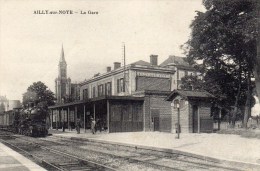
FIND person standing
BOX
[76,119,81,134]
[91,117,96,134]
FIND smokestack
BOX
[150,55,158,66]
[107,66,111,72]
[114,62,121,70]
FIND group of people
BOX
[74,117,103,134]
[91,117,103,134]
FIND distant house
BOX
[160,56,202,90]
[0,96,21,127]
[166,90,215,133]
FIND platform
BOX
[0,142,46,171]
[50,129,260,168]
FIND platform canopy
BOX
[49,95,144,109]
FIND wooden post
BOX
[75,106,77,121]
[218,107,222,131]
[93,104,96,120]
[143,100,145,132]
[107,100,110,133]
[51,110,53,129]
[177,107,180,139]
[62,108,65,132]
[59,109,61,129]
[68,107,70,131]
[56,110,58,130]
[84,104,86,133]
[198,107,200,133]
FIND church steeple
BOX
[58,44,67,78]
[55,45,70,104]
[60,44,66,63]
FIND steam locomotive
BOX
[0,105,49,137]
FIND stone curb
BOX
[52,134,260,170]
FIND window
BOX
[92,87,96,98]
[105,82,112,96]
[98,84,103,97]
[83,88,88,100]
[117,78,125,93]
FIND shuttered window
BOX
[105,82,112,96]
[92,87,96,98]
[117,78,125,93]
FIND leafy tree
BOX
[180,75,204,91]
[184,0,258,127]
[22,81,55,110]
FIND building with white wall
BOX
[49,54,200,133]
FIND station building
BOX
[49,51,206,133]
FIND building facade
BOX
[49,54,202,133]
[79,55,175,100]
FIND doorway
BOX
[153,117,160,131]
[193,105,198,133]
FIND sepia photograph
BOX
[0,0,260,170]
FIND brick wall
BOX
[172,101,190,133]
[188,101,213,133]
[170,100,214,133]
[144,94,172,132]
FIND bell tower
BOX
[55,45,71,104]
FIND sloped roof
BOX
[165,89,215,101]
[131,60,152,66]
[160,56,191,68]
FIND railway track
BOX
[44,136,244,171]
[0,131,115,171]
[0,130,253,171]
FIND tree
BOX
[180,75,204,91]
[22,81,55,110]
[185,0,258,127]
[256,1,260,106]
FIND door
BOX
[193,105,198,133]
[154,117,160,131]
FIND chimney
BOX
[114,62,121,70]
[107,66,111,72]
[150,55,158,66]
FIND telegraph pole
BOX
[123,43,126,93]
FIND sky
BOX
[0,0,205,101]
